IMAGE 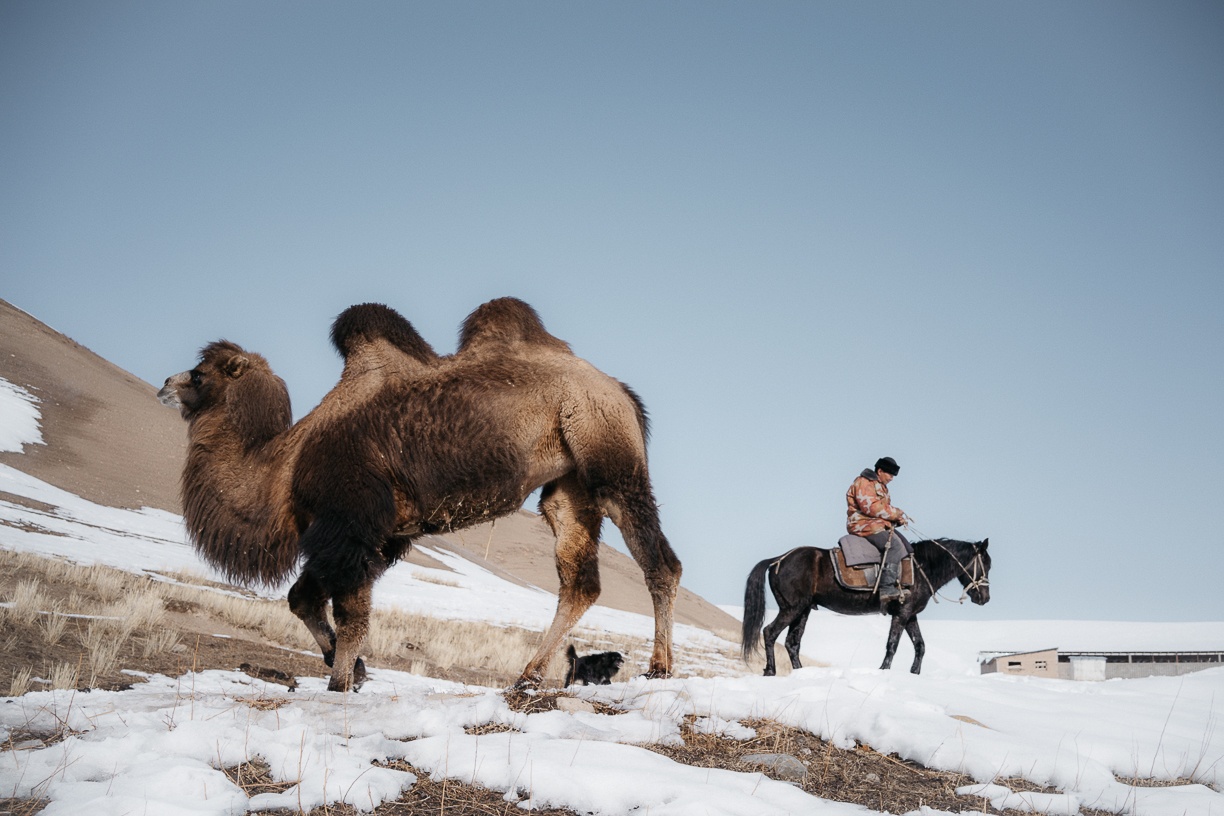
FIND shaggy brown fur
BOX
[159,298,681,692]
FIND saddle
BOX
[830,534,914,593]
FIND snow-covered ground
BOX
[3,376,1223,815]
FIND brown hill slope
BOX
[0,299,186,512]
[0,299,738,635]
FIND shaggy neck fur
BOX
[180,347,300,586]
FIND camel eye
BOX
[190,370,203,386]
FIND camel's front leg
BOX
[328,583,372,692]
[519,479,603,688]
[288,571,338,666]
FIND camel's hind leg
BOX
[600,484,681,679]
[519,475,604,687]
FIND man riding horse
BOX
[846,456,912,612]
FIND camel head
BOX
[159,341,292,446]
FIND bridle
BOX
[911,532,989,604]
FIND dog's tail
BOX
[564,644,578,686]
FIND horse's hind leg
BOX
[783,606,811,670]
[762,605,806,676]
[518,476,604,688]
[288,571,337,666]
[600,484,681,679]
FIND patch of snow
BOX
[0,377,44,452]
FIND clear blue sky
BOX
[3,2,1221,621]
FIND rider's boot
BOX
[878,563,901,614]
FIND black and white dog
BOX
[564,644,624,686]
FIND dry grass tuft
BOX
[219,759,296,796]
[47,661,79,691]
[0,797,49,816]
[6,578,46,625]
[8,666,33,697]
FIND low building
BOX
[980,649,1224,680]
[980,648,1058,678]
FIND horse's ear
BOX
[223,354,249,379]
[979,538,989,552]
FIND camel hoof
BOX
[353,657,367,686]
[327,675,364,693]
[513,671,543,691]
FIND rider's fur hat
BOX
[875,457,900,476]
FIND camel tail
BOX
[741,557,772,662]
[619,382,651,444]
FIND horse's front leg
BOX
[879,614,905,670]
[904,618,925,674]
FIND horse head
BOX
[956,538,991,605]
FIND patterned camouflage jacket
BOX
[845,468,905,536]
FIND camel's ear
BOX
[223,355,249,379]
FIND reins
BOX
[903,525,989,604]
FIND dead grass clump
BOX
[47,661,79,691]
[1115,775,1199,788]
[78,621,124,685]
[642,715,1053,815]
[141,628,182,658]
[36,603,69,645]
[8,666,33,697]
[5,578,46,625]
[503,689,563,715]
[465,722,517,736]
[383,612,544,680]
[0,797,48,816]
[219,759,296,796]
[84,564,130,603]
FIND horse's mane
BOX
[330,303,438,365]
[458,297,572,352]
[913,538,980,585]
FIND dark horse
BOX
[741,538,991,675]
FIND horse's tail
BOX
[741,557,773,662]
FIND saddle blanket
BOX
[838,533,912,566]
[831,538,914,593]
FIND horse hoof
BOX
[641,669,672,680]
